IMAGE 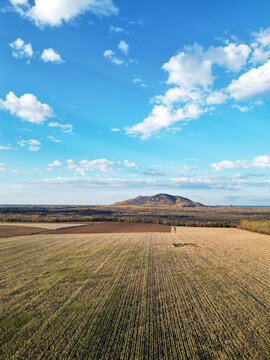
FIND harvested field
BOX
[0,228,269,359]
[0,225,46,239]
[48,221,171,234]
[0,223,86,230]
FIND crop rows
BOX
[0,228,269,359]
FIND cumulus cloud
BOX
[228,60,270,100]
[48,122,73,133]
[163,44,213,90]
[0,92,54,124]
[126,103,202,139]
[10,0,119,27]
[206,43,251,72]
[66,159,76,169]
[41,48,63,63]
[232,104,250,112]
[249,46,270,65]
[18,139,41,151]
[212,160,249,171]
[212,156,270,171]
[103,49,123,65]
[65,158,137,174]
[123,160,136,168]
[118,40,129,54]
[253,155,270,168]
[253,27,270,47]
[48,160,62,167]
[206,90,228,105]
[125,31,270,138]
[9,38,33,59]
[79,159,115,172]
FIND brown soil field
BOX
[0,225,46,239]
[48,222,171,234]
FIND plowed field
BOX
[48,222,171,233]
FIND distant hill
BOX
[113,193,205,207]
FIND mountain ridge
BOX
[113,193,204,207]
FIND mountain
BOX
[113,193,204,207]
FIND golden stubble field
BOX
[0,227,269,359]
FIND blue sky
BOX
[1,0,270,205]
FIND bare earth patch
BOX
[0,225,47,238]
[47,222,171,234]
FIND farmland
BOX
[48,222,171,234]
[1,204,270,225]
[0,227,270,359]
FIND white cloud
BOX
[133,77,146,87]
[111,128,120,132]
[103,49,123,65]
[206,90,228,105]
[10,38,33,59]
[79,159,115,172]
[212,156,270,171]
[228,60,270,100]
[0,145,13,150]
[126,32,270,138]
[232,104,250,112]
[10,0,28,4]
[65,158,137,174]
[10,0,119,27]
[18,139,41,151]
[41,48,63,63]
[0,92,54,124]
[163,44,213,90]
[48,160,62,167]
[212,160,249,171]
[48,122,73,133]
[253,155,270,168]
[48,136,62,142]
[66,159,76,169]
[123,160,136,168]
[249,46,270,65]
[206,43,251,72]
[253,27,270,47]
[118,40,129,54]
[126,103,202,139]
[109,25,125,33]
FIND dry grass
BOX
[239,220,270,235]
[0,228,269,359]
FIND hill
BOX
[113,193,204,207]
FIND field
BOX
[0,225,46,239]
[48,222,171,234]
[0,227,269,359]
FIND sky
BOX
[1,0,270,205]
